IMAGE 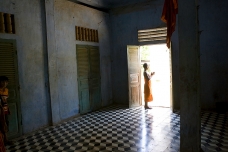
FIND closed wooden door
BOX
[76,45,101,114]
[0,39,22,139]
[76,45,90,114]
[127,46,141,108]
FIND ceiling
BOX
[70,0,154,11]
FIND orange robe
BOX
[144,71,153,102]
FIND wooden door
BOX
[89,46,101,111]
[0,39,22,139]
[76,45,90,114]
[76,45,101,114]
[127,46,141,108]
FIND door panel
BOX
[130,84,140,106]
[89,46,100,76]
[78,79,90,113]
[8,103,19,134]
[77,46,89,79]
[127,46,141,108]
[90,85,101,110]
[79,88,90,113]
[0,39,21,139]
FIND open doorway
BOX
[140,44,171,108]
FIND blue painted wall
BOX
[53,0,112,121]
[199,0,228,109]
[110,0,180,107]
[1,0,227,136]
[110,0,228,110]
[0,0,50,133]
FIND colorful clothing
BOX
[144,71,153,102]
[0,88,8,96]
[0,88,9,129]
[0,88,9,115]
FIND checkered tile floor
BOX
[5,105,228,152]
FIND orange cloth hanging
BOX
[161,0,178,48]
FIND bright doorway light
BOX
[140,44,171,108]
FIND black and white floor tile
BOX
[201,111,228,152]
[5,105,228,152]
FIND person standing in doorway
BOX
[143,63,155,109]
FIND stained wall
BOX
[0,0,112,134]
[0,0,227,137]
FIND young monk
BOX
[143,63,155,109]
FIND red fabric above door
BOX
[161,0,178,48]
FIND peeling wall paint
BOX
[0,0,112,135]
[0,0,227,137]
[0,0,50,133]
[53,0,112,120]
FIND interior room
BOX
[0,0,227,151]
